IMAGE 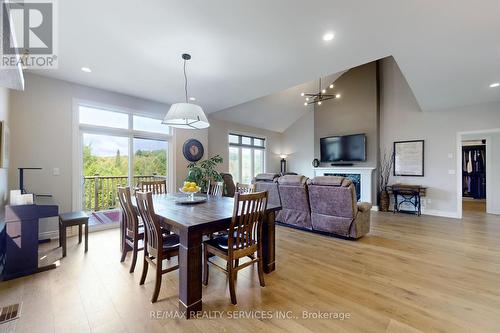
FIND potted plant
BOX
[379,150,393,212]
[185,155,224,192]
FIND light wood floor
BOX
[1,211,500,333]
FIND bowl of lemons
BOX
[179,181,201,200]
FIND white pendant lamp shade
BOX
[162,102,210,129]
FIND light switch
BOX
[448,169,456,175]
[53,168,60,176]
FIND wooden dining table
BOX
[126,193,281,318]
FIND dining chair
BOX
[135,191,180,303]
[235,182,256,194]
[118,187,143,273]
[138,179,167,194]
[207,180,224,197]
[202,191,268,305]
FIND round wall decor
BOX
[312,158,320,167]
[183,139,204,162]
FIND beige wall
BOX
[281,111,315,177]
[9,74,208,235]
[0,87,9,220]
[380,57,500,216]
[207,116,282,176]
[314,62,378,167]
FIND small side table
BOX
[59,211,89,257]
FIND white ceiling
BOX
[211,71,346,132]
[31,0,500,123]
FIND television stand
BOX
[330,163,354,167]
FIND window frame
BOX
[228,132,266,184]
[72,99,174,210]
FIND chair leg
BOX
[257,247,265,287]
[140,254,148,285]
[61,226,67,258]
[129,240,138,273]
[58,222,62,248]
[78,224,82,244]
[228,260,237,305]
[234,259,239,268]
[203,245,209,286]
[84,223,88,252]
[151,261,162,303]
[120,245,128,263]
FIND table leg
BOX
[262,211,276,273]
[178,228,202,319]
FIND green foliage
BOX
[185,155,223,191]
[83,144,167,210]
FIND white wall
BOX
[207,116,282,176]
[9,73,208,235]
[380,57,500,217]
[281,111,315,177]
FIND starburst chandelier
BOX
[301,77,341,106]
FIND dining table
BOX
[126,192,281,319]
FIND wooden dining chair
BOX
[207,180,224,197]
[235,182,256,194]
[135,191,180,303]
[202,191,268,305]
[118,187,144,273]
[138,179,167,194]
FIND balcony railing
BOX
[83,175,167,211]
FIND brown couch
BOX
[276,175,312,229]
[307,176,371,238]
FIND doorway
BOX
[457,129,500,218]
[461,139,486,213]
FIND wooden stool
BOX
[59,211,89,257]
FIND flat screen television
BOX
[320,134,366,162]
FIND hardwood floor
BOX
[1,211,500,333]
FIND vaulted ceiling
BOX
[32,0,500,125]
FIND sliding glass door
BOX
[75,102,171,227]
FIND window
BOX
[228,133,266,184]
[76,103,171,212]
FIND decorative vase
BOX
[379,190,390,212]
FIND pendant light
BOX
[162,53,210,129]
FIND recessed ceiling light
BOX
[304,102,308,106]
[322,32,335,41]
[335,94,341,98]
[490,82,500,88]
[329,84,334,89]
[81,67,91,73]
[189,97,196,101]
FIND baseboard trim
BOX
[421,209,460,219]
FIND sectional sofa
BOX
[253,173,372,239]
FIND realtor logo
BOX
[1,0,58,69]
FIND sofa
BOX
[276,175,312,229]
[307,176,371,239]
[253,173,281,207]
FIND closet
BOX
[462,143,486,199]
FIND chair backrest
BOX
[135,191,162,257]
[220,173,236,197]
[117,187,139,237]
[207,180,224,197]
[307,176,357,219]
[235,182,256,194]
[228,191,268,254]
[139,179,167,194]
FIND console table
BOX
[387,184,427,216]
